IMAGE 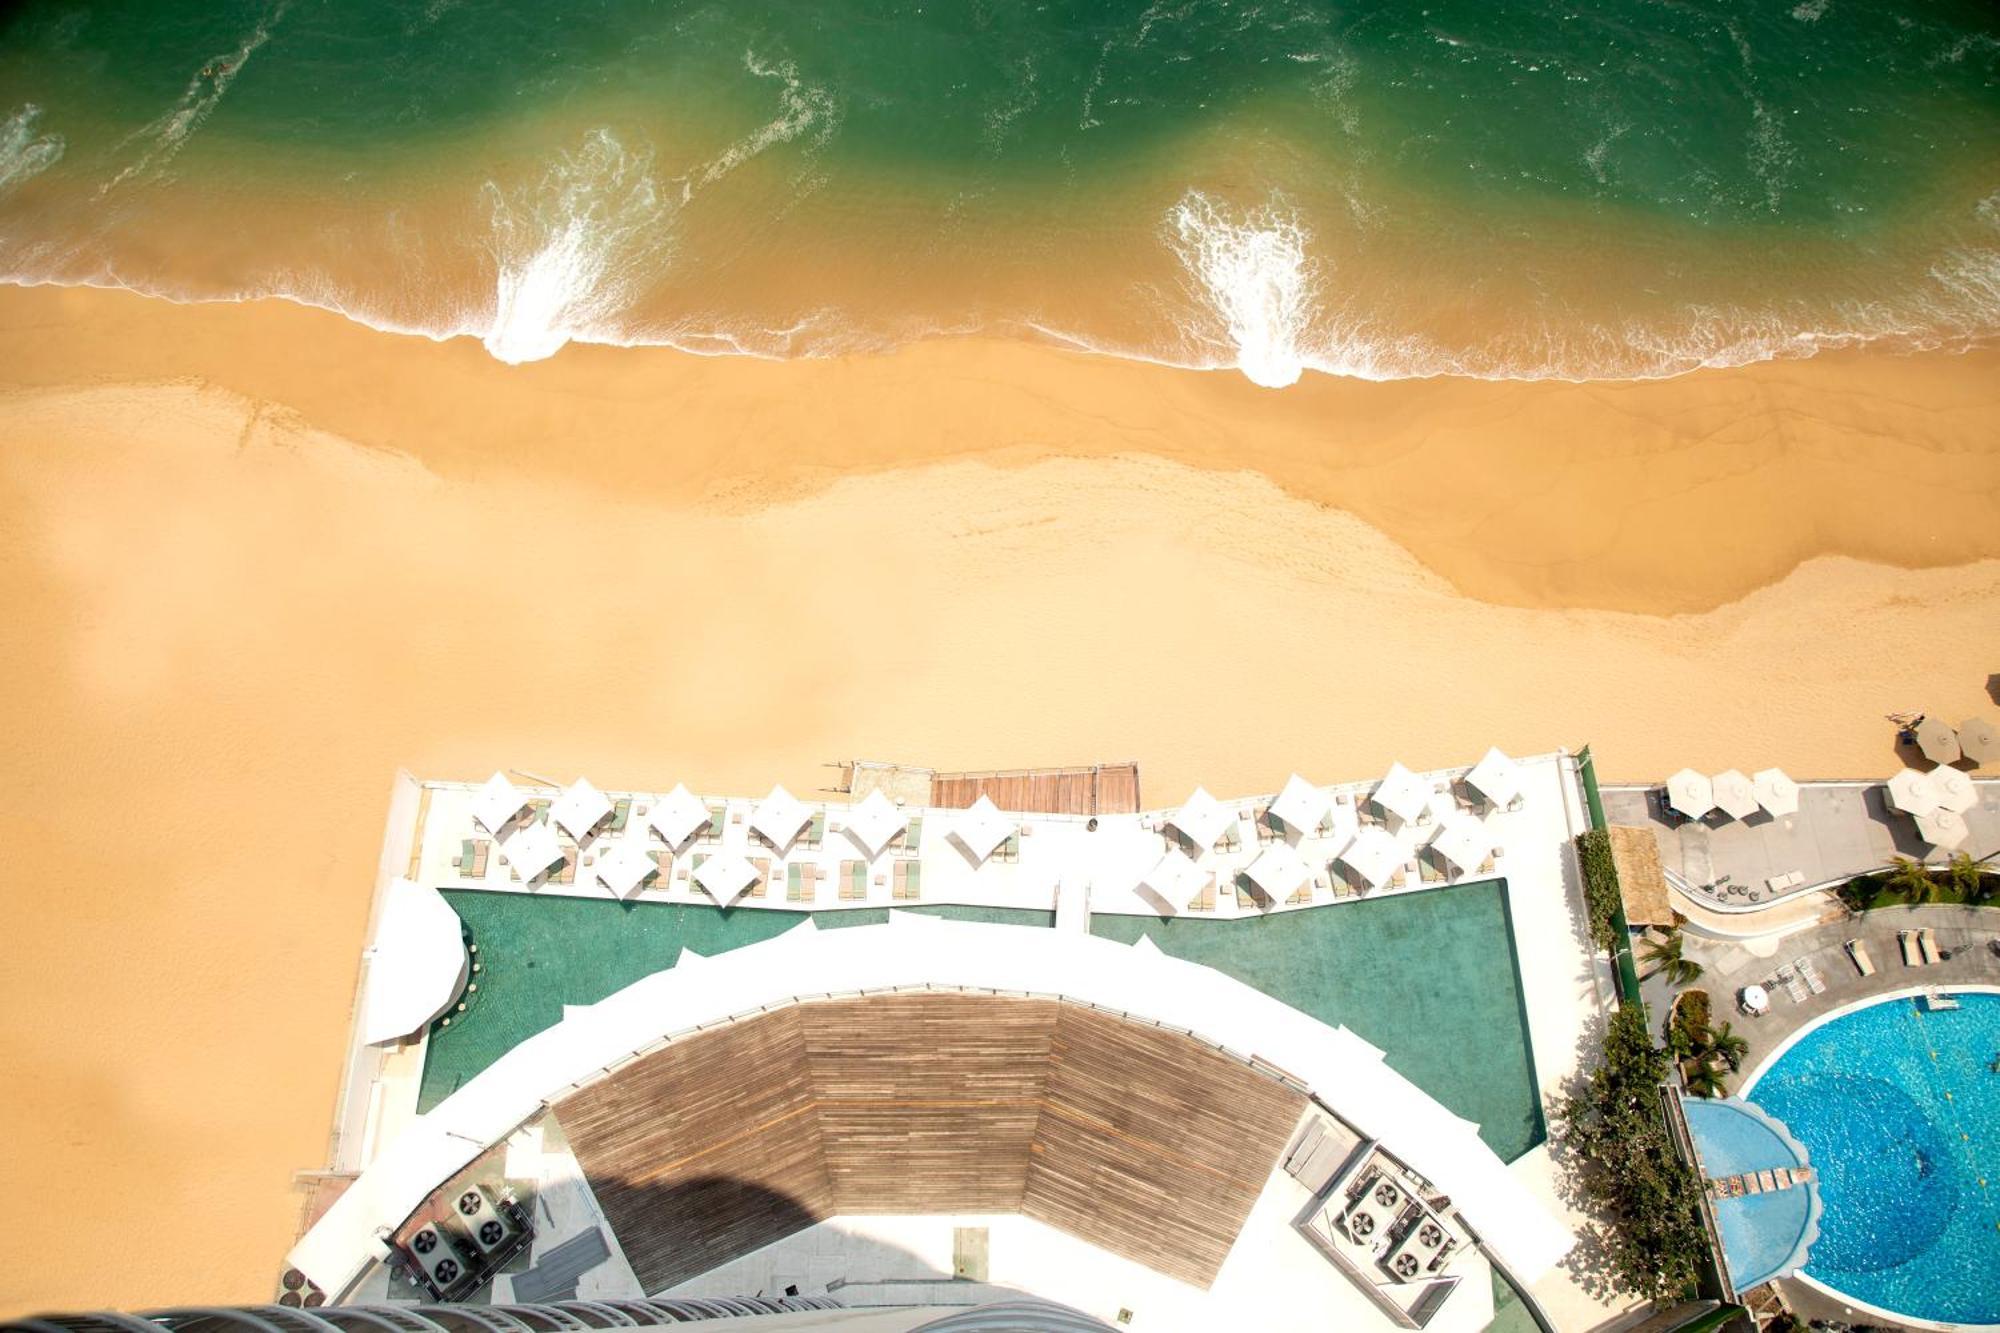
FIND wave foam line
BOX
[1166,190,1318,388]
[1,104,65,194]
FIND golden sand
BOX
[0,284,1995,1315]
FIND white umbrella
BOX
[1958,717,2000,766]
[551,777,614,841]
[595,841,658,898]
[1339,827,1403,889]
[1244,842,1311,900]
[1268,773,1330,837]
[500,822,564,883]
[1913,717,1961,766]
[692,850,760,905]
[1143,848,1208,907]
[1665,769,1716,820]
[1914,808,1969,851]
[1740,984,1770,1016]
[1428,816,1494,876]
[1167,786,1235,852]
[473,771,530,836]
[648,783,713,849]
[1752,768,1800,817]
[1464,747,1525,810]
[1924,766,1977,815]
[1371,762,1431,825]
[750,784,811,851]
[1885,768,1940,816]
[1711,769,1759,821]
[843,789,905,858]
[950,795,1016,866]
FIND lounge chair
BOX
[803,811,826,849]
[839,860,867,902]
[786,863,817,904]
[1253,805,1279,844]
[649,849,672,888]
[1918,929,1940,965]
[1899,931,1921,967]
[892,859,921,901]
[1800,957,1826,995]
[606,798,632,833]
[700,804,727,842]
[898,815,923,852]
[1845,938,1875,977]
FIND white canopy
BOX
[500,822,564,883]
[949,795,1016,866]
[473,771,530,836]
[1665,769,1716,820]
[1914,808,1969,851]
[1167,786,1234,852]
[1268,774,1330,838]
[551,777,614,841]
[1464,747,1524,810]
[843,789,905,858]
[595,842,657,898]
[1752,768,1800,817]
[1428,815,1494,876]
[1339,826,1404,889]
[1923,765,1977,815]
[1885,767,1940,816]
[1142,848,1209,907]
[693,850,760,905]
[1710,769,1759,821]
[1371,762,1431,825]
[1244,841,1311,900]
[360,879,468,1045]
[750,784,811,850]
[648,783,712,849]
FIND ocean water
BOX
[1,0,1995,383]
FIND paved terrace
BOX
[1602,779,2000,915]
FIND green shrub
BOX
[1576,828,1623,953]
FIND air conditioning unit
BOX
[455,1186,516,1255]
[408,1223,468,1292]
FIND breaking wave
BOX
[1167,190,1318,388]
[1,105,65,194]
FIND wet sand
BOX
[0,284,1996,1315]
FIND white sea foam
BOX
[1789,0,1830,22]
[1166,191,1318,388]
[680,52,838,201]
[481,128,672,364]
[1,104,65,193]
[99,2,287,196]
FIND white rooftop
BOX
[693,850,760,906]
[843,788,905,859]
[473,771,529,836]
[949,795,1016,866]
[359,880,467,1045]
[1752,767,1799,818]
[1268,774,1330,838]
[1169,786,1234,853]
[1370,763,1430,825]
[1244,841,1311,901]
[1665,768,1715,820]
[551,777,614,841]
[750,784,811,851]
[500,822,563,883]
[1463,747,1524,811]
[648,783,712,849]
[1340,827,1403,888]
[1710,769,1758,822]
[595,841,657,898]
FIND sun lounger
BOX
[994,833,1021,863]
[839,860,867,902]
[1253,805,1279,844]
[1898,931,1921,967]
[1918,929,1939,965]
[1799,957,1826,995]
[1844,938,1875,977]
[1774,963,1808,1004]
[892,859,921,901]
[787,863,818,904]
[606,798,631,833]
[1187,877,1216,913]
[700,804,726,842]
[649,849,672,887]
[897,815,923,852]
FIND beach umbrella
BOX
[692,850,760,905]
[949,795,1016,866]
[1464,746,1525,811]
[1923,766,1977,815]
[1244,842,1311,901]
[1751,768,1800,818]
[1739,984,1770,1016]
[1428,815,1494,876]
[595,841,657,898]
[1665,769,1716,820]
[1711,770,1759,821]
[843,789,905,858]
[1143,848,1209,907]
[1167,786,1234,853]
[473,770,530,836]
[1958,717,2000,766]
[648,783,713,850]
[1913,717,1961,766]
[1371,762,1432,825]
[551,776,614,841]
[1268,773,1331,838]
[1914,808,1969,851]
[1885,767,1941,816]
[499,822,564,884]
[750,784,811,851]
[1338,826,1403,890]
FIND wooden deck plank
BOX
[929,763,1141,816]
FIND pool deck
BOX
[1601,778,2000,919]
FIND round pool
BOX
[1742,989,2000,1328]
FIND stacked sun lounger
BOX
[1774,963,1809,1004]
[1798,957,1826,996]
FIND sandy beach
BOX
[1,283,1996,1316]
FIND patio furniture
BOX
[1898,930,1921,967]
[1844,938,1874,977]
[892,859,921,901]
[1918,929,1940,966]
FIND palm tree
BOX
[1886,856,1939,905]
[1684,1061,1728,1100]
[1642,928,1704,986]
[1703,1022,1749,1074]
[1944,851,1994,902]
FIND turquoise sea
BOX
[1,0,1996,383]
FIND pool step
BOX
[1705,1166,1815,1199]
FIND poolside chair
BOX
[742,858,770,900]
[1253,805,1280,844]
[1287,881,1315,906]
[1918,928,1940,966]
[606,798,632,834]
[1898,931,1921,967]
[1799,957,1826,995]
[994,833,1021,864]
[1215,821,1243,854]
[555,845,578,885]
[648,849,672,889]
[1844,938,1875,977]
[803,811,826,849]
[700,804,727,842]
[787,863,819,904]
[897,815,924,852]
[892,859,921,901]
[1186,877,1217,913]
[1233,874,1266,910]
[839,860,867,902]
[470,841,489,876]
[456,839,476,874]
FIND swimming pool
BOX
[1742,990,2000,1327]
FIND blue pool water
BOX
[1744,991,2000,1326]
[1683,1099,1807,1180]
[1683,1099,1818,1290]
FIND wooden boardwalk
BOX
[930,763,1141,816]
[555,994,1301,1293]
